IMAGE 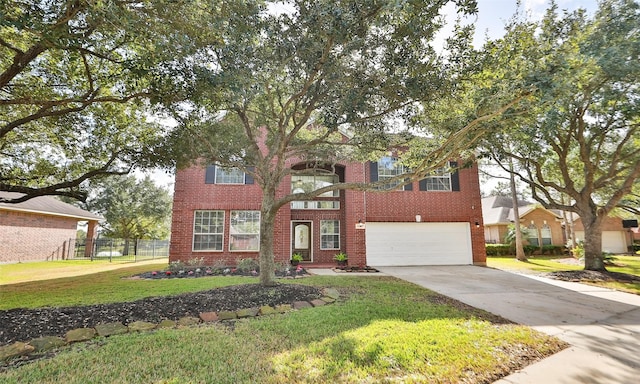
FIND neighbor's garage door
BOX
[365,222,472,266]
[575,231,628,254]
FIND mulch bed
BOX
[0,283,322,348]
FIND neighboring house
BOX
[0,192,102,263]
[481,195,565,246]
[169,157,487,267]
[573,216,636,254]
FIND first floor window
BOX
[193,211,224,251]
[320,220,340,250]
[230,210,260,251]
[527,223,539,247]
[540,224,552,245]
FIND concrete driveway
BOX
[377,266,640,384]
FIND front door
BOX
[292,221,312,262]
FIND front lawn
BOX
[487,255,640,294]
[0,265,565,383]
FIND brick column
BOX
[84,220,98,258]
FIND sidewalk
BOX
[377,266,640,384]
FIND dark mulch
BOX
[545,270,640,284]
[0,283,322,347]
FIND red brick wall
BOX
[362,162,486,265]
[170,160,486,266]
[0,210,77,263]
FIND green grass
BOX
[0,263,254,309]
[0,259,169,285]
[487,255,640,294]
[0,266,565,383]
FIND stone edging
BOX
[0,288,340,363]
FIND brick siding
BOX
[170,160,487,266]
[0,210,77,263]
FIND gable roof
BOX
[481,195,562,225]
[0,192,102,221]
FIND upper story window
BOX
[419,167,451,191]
[377,156,410,190]
[418,161,460,192]
[205,165,254,185]
[291,174,340,197]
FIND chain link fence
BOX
[64,238,169,262]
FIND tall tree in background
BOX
[87,175,172,239]
[0,0,217,203]
[480,0,640,271]
[166,0,529,285]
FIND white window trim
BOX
[320,220,340,250]
[229,210,260,252]
[215,167,246,184]
[423,167,452,191]
[192,210,225,252]
[378,156,409,191]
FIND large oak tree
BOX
[0,0,216,203]
[479,0,640,270]
[165,0,528,285]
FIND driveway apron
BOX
[377,266,640,384]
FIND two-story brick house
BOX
[169,152,486,267]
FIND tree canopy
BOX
[0,0,209,203]
[479,0,640,270]
[86,175,172,239]
[163,0,533,285]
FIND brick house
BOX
[573,216,637,254]
[0,192,102,263]
[170,154,487,267]
[481,195,565,246]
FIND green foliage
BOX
[485,244,512,256]
[333,252,348,262]
[478,0,640,268]
[503,224,531,245]
[0,0,207,203]
[236,257,259,273]
[86,175,172,239]
[290,253,304,262]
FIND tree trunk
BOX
[581,213,607,271]
[258,185,278,286]
[509,163,527,261]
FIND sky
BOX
[143,0,599,192]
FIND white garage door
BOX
[365,222,472,266]
[575,231,628,254]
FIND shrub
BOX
[485,244,511,256]
[236,257,259,273]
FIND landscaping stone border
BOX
[0,288,340,363]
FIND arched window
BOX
[527,223,539,246]
[540,223,552,245]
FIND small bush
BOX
[236,257,259,273]
[485,244,511,256]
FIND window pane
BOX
[541,224,552,245]
[320,220,340,250]
[291,174,339,197]
[377,157,407,190]
[230,210,260,251]
[193,211,224,251]
[290,201,340,210]
[423,167,451,191]
[216,167,245,184]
